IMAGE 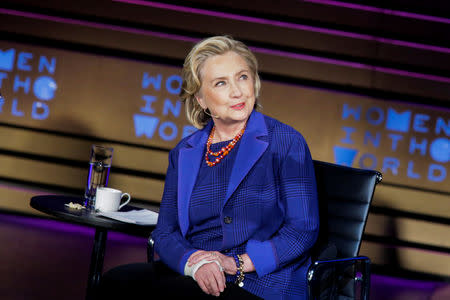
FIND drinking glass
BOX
[84,145,113,209]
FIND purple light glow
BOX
[1,8,449,85]
[371,274,445,291]
[1,212,95,236]
[303,0,450,24]
[253,47,450,84]
[4,212,450,298]
[0,8,197,43]
[1,212,147,244]
[112,0,450,54]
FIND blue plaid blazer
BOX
[153,111,319,299]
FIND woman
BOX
[99,36,319,300]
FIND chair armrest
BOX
[147,235,160,262]
[147,236,154,262]
[308,256,371,300]
[309,256,370,271]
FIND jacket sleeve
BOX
[151,148,197,274]
[246,134,319,277]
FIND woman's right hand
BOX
[194,260,226,297]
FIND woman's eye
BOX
[240,74,248,80]
[215,81,225,87]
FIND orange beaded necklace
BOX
[205,125,245,167]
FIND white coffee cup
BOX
[95,187,131,212]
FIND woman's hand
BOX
[188,250,237,275]
[194,261,226,296]
[187,251,256,296]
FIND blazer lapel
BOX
[178,122,211,236]
[225,111,268,203]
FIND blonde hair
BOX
[180,36,261,129]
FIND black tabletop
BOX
[30,195,156,237]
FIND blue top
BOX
[187,140,239,251]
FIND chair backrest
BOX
[311,160,382,259]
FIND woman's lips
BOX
[231,102,245,110]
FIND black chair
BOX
[307,160,382,300]
[147,160,382,299]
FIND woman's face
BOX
[196,51,255,129]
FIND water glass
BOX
[84,145,113,209]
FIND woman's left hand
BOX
[188,250,237,275]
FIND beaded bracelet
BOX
[233,254,245,287]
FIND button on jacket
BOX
[152,111,319,299]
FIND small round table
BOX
[30,195,156,300]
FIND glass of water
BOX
[84,145,113,209]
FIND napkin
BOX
[97,209,158,225]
